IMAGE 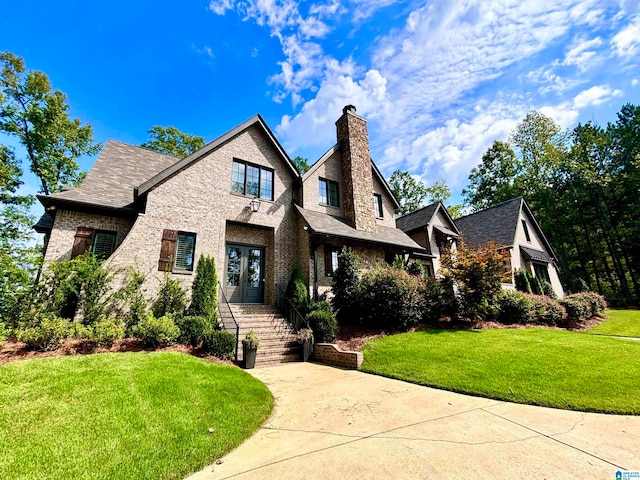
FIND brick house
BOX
[454,197,565,298]
[36,105,422,310]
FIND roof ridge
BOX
[107,139,181,160]
[456,196,523,222]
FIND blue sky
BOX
[2,0,639,216]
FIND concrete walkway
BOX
[187,363,639,479]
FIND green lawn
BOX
[0,352,274,480]
[588,308,640,338]
[361,329,640,414]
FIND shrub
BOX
[331,248,361,324]
[114,268,148,329]
[0,320,9,342]
[527,294,565,326]
[440,241,511,320]
[130,312,180,347]
[573,291,607,317]
[286,265,308,313]
[496,290,533,324]
[530,275,543,295]
[15,314,80,351]
[87,318,125,347]
[405,260,425,277]
[152,274,186,318]
[241,330,260,350]
[420,276,458,323]
[514,269,532,294]
[559,296,587,325]
[307,309,338,342]
[541,280,556,298]
[359,266,424,329]
[203,330,236,359]
[35,253,113,324]
[309,300,332,313]
[188,254,219,325]
[176,315,214,347]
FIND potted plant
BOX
[296,328,313,362]
[242,330,260,369]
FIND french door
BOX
[225,244,264,303]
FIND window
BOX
[522,220,531,242]
[231,159,274,200]
[92,230,117,259]
[533,263,550,283]
[158,229,196,272]
[373,194,383,218]
[324,247,339,276]
[319,178,339,207]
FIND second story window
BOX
[319,178,339,207]
[231,159,274,201]
[373,194,383,218]
[522,219,531,242]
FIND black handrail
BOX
[275,284,308,332]
[218,281,240,361]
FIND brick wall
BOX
[44,210,134,264]
[313,343,363,369]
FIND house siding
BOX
[302,149,344,217]
[104,124,299,302]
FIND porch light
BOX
[250,197,261,213]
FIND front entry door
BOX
[225,244,264,303]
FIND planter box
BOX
[243,345,257,369]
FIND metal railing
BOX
[218,281,240,361]
[275,284,308,332]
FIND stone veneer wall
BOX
[103,124,300,303]
[314,343,363,369]
[336,106,377,233]
[43,210,135,264]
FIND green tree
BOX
[389,170,427,214]
[292,155,310,174]
[0,52,101,195]
[141,125,205,158]
[188,254,219,324]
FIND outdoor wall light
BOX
[250,197,261,213]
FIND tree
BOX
[141,125,205,158]
[389,170,427,214]
[463,141,519,210]
[188,254,219,324]
[292,155,310,174]
[0,52,101,195]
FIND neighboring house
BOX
[396,201,460,276]
[454,197,565,298]
[35,105,423,308]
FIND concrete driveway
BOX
[187,363,639,479]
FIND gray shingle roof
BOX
[295,205,424,251]
[38,140,180,211]
[454,197,523,248]
[395,202,439,233]
[520,246,553,263]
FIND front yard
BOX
[588,308,640,338]
[360,327,640,415]
[0,352,273,480]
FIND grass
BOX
[588,308,640,338]
[361,328,640,414]
[0,352,274,480]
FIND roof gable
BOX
[454,197,522,248]
[137,114,299,196]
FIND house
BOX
[396,201,460,276]
[454,197,565,298]
[36,105,422,313]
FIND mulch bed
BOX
[0,338,234,366]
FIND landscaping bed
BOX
[0,352,273,480]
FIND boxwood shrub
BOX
[307,309,339,342]
[176,315,214,347]
[130,312,180,347]
[203,330,236,359]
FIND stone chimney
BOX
[336,105,377,233]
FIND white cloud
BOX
[563,37,603,70]
[573,85,622,109]
[611,16,640,57]
[208,0,233,15]
[523,65,581,95]
[350,0,397,21]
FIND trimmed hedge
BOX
[15,314,83,351]
[307,309,338,343]
[203,330,236,359]
[130,313,180,347]
[560,291,607,324]
[176,315,214,347]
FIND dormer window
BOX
[319,178,339,207]
[373,194,383,218]
[522,220,531,242]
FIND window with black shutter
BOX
[72,227,94,258]
[158,229,196,272]
[92,230,117,259]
